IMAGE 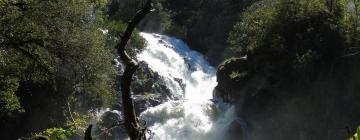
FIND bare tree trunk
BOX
[116,1,152,140]
[84,125,93,140]
[83,1,151,140]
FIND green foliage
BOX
[104,20,128,33]
[229,0,277,55]
[36,127,74,140]
[0,77,23,116]
[0,0,116,138]
[229,71,248,80]
[65,112,92,137]
[107,0,174,33]
[143,92,160,100]
[349,126,360,140]
[107,0,141,21]
[230,0,342,54]
[228,0,354,78]
[0,0,5,6]
[159,0,258,64]
[139,0,174,33]
[341,0,360,46]
[1,0,116,103]
[103,19,145,55]
[35,112,91,140]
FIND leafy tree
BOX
[160,0,258,65]
[0,0,116,138]
[228,0,352,79]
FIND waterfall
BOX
[138,33,244,140]
[91,32,246,140]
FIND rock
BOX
[93,110,127,140]
[217,57,248,86]
[158,39,165,44]
[214,55,360,140]
[117,61,173,114]
[214,57,249,103]
[173,77,186,92]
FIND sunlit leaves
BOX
[349,126,360,140]
[34,111,92,139]
[0,0,116,128]
[0,77,23,116]
[65,112,92,137]
[36,127,74,140]
[228,0,277,55]
[229,0,352,56]
[0,0,4,6]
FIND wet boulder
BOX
[214,57,249,103]
[131,62,173,113]
[93,110,127,140]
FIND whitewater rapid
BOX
[138,33,238,140]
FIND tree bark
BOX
[116,1,152,140]
[83,1,151,140]
[84,125,93,140]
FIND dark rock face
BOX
[94,110,128,140]
[173,77,186,92]
[215,57,360,140]
[214,57,252,105]
[116,60,178,114]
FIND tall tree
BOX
[0,0,116,138]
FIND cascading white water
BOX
[137,33,216,101]
[138,33,239,140]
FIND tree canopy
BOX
[0,0,116,138]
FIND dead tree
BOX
[116,0,152,140]
[83,1,152,140]
[84,125,93,140]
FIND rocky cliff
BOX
[214,56,360,140]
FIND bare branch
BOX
[115,0,152,140]
[84,125,93,140]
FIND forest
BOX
[1,0,360,140]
